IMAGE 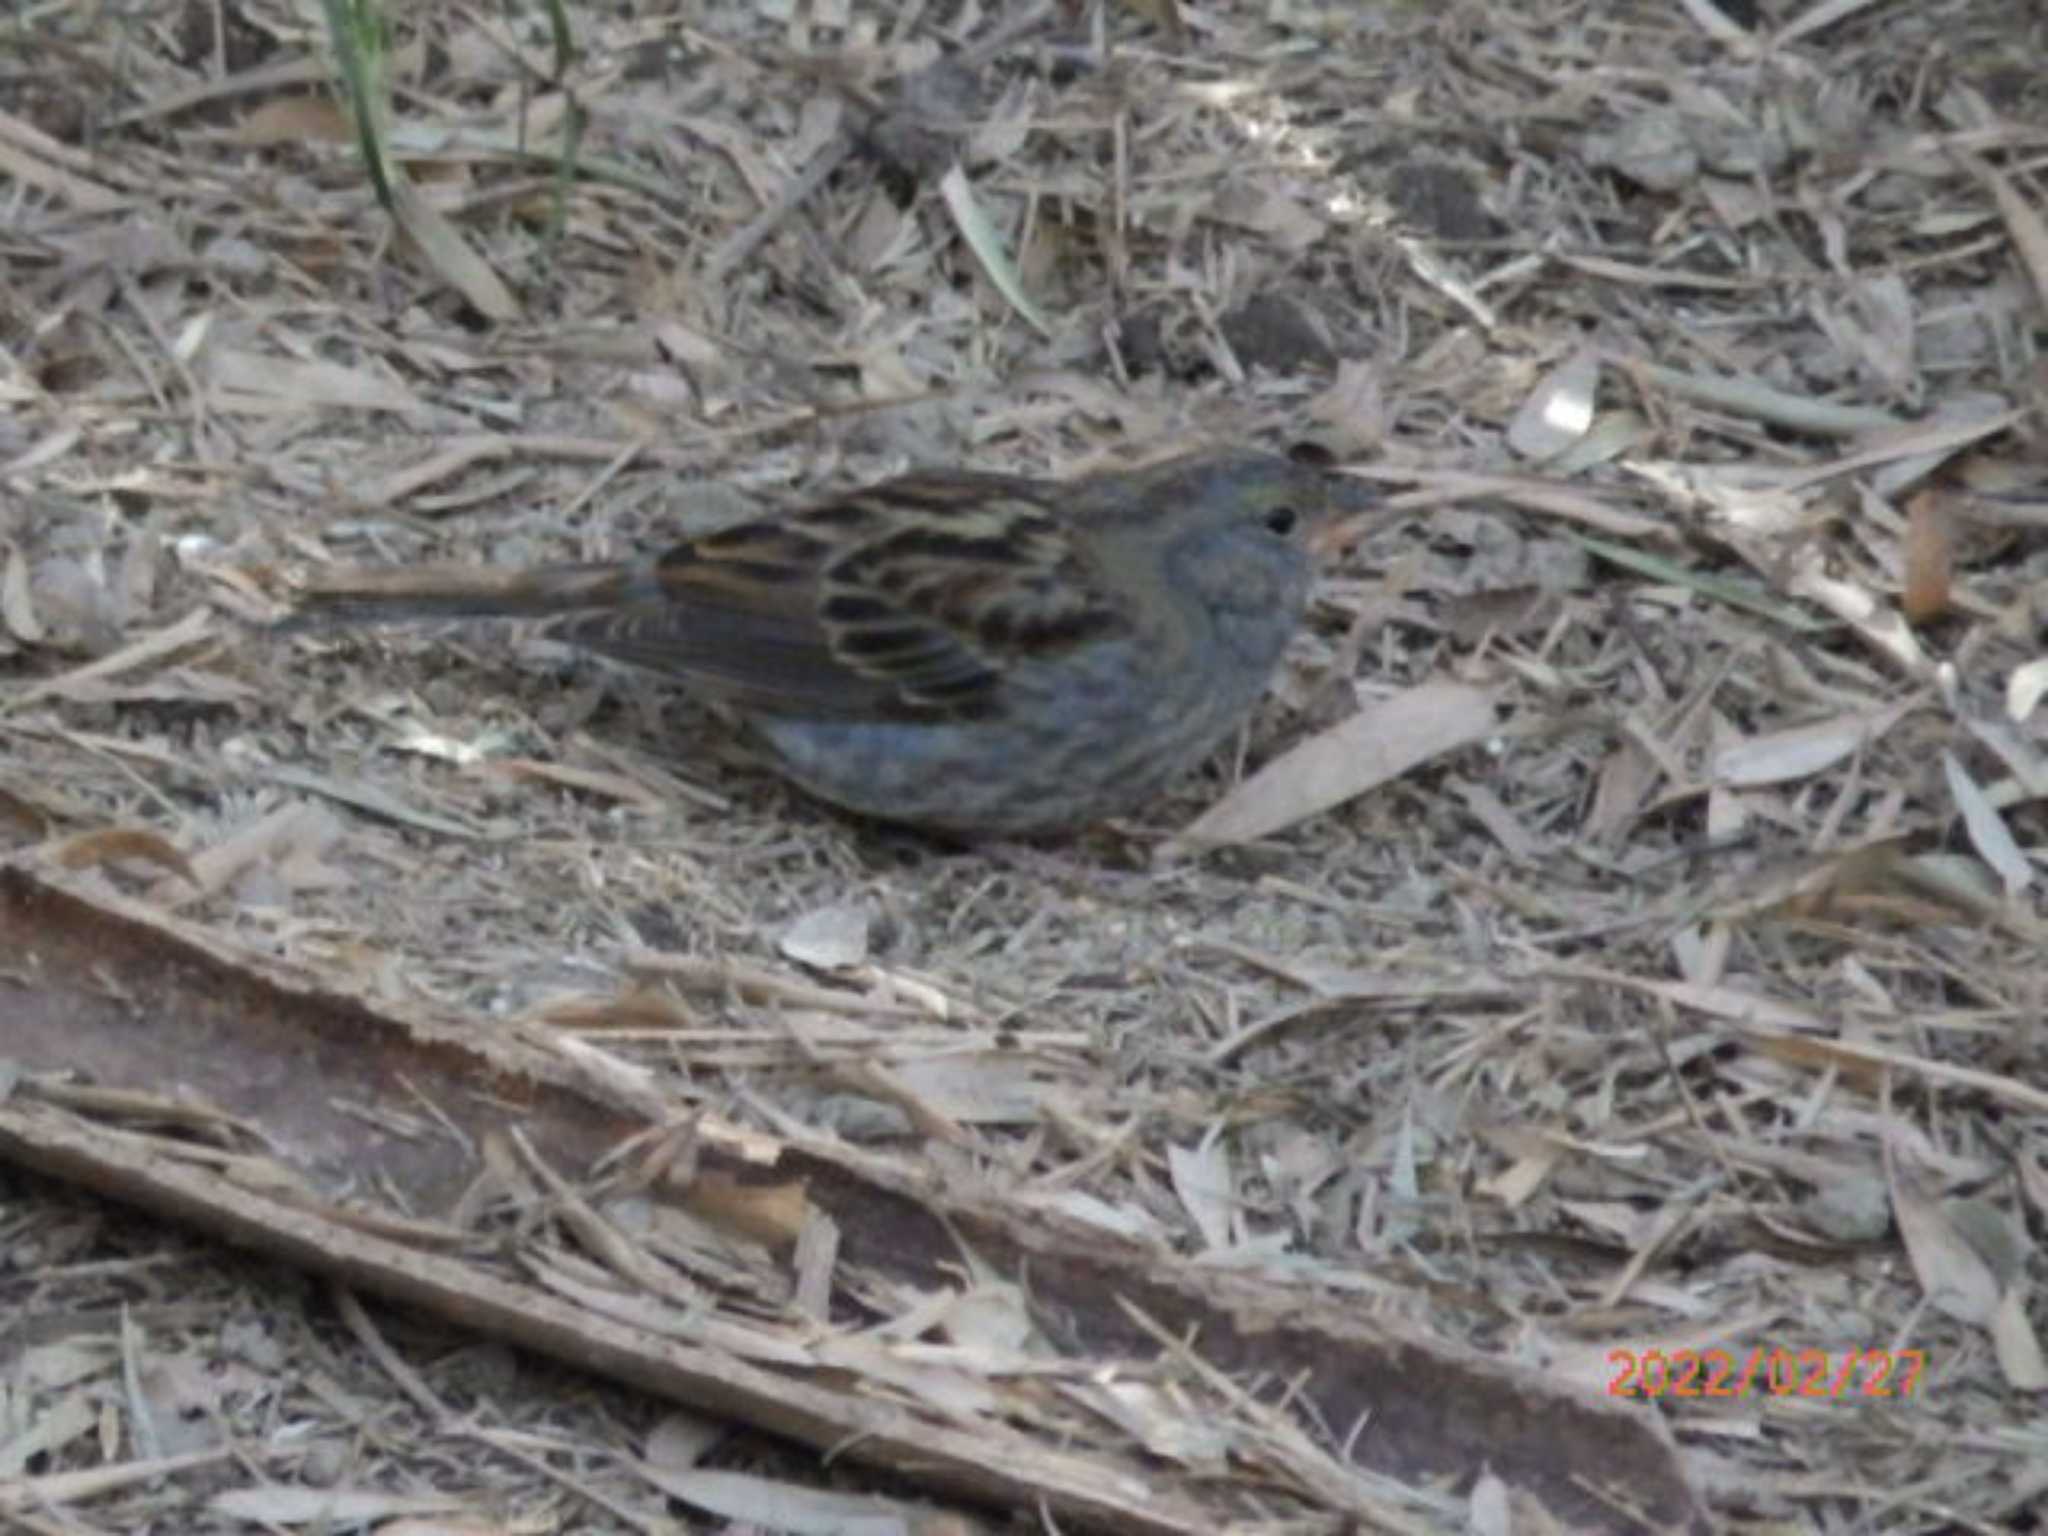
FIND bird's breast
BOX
[743,633,1261,834]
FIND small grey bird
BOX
[284,450,1363,834]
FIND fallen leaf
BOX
[1943,749,2031,894]
[1887,1151,1999,1327]
[2007,655,2048,722]
[639,1464,917,1534]
[1712,705,1907,788]
[1508,346,1599,460]
[1167,1133,1235,1251]
[1902,490,1953,622]
[51,826,199,886]
[1171,680,1499,848]
[1992,1284,2048,1391]
[779,901,873,971]
[230,96,354,146]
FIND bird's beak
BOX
[1309,519,1352,558]
[1312,473,1381,558]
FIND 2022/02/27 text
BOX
[1607,1347,1925,1399]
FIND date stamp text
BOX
[1607,1347,1924,1399]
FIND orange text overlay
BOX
[1607,1348,1924,1400]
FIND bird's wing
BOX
[559,473,1129,719]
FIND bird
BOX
[282,449,1363,835]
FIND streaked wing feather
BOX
[563,476,1127,719]
[815,487,1125,711]
[557,475,1122,720]
[554,602,900,716]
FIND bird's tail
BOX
[277,560,655,631]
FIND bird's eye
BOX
[1263,504,1299,537]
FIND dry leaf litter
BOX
[5,0,2048,1531]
